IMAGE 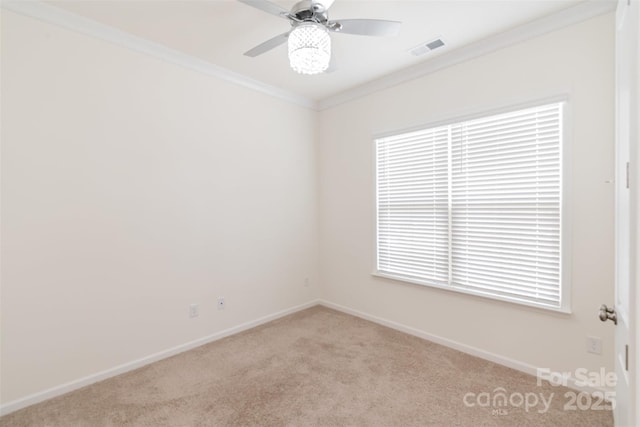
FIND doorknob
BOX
[599,304,617,325]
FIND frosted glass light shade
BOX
[288,23,331,75]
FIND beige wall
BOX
[318,13,615,378]
[1,10,319,404]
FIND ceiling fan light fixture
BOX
[288,23,331,75]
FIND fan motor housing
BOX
[291,0,328,23]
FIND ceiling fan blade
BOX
[329,19,401,37]
[313,0,335,11]
[237,0,289,19]
[244,32,289,57]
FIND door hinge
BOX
[626,344,629,371]
[626,162,630,189]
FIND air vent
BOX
[409,38,445,57]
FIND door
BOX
[614,0,638,425]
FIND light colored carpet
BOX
[0,306,613,426]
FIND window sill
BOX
[371,271,572,315]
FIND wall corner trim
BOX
[1,1,318,110]
[2,1,616,112]
[316,0,617,110]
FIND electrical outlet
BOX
[587,336,602,354]
[189,304,199,318]
[217,297,225,310]
[304,277,310,287]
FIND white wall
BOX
[318,14,615,379]
[1,10,319,404]
[0,5,618,412]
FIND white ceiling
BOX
[47,0,587,101]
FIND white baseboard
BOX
[318,299,611,396]
[0,299,320,416]
[1,298,610,417]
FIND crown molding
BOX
[1,1,318,110]
[2,0,617,112]
[317,0,617,111]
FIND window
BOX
[375,101,567,311]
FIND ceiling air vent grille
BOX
[410,38,445,56]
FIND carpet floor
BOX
[0,306,613,426]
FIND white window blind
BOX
[375,102,564,310]
[377,125,450,286]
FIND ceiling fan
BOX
[238,0,401,75]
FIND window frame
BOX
[372,95,572,313]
